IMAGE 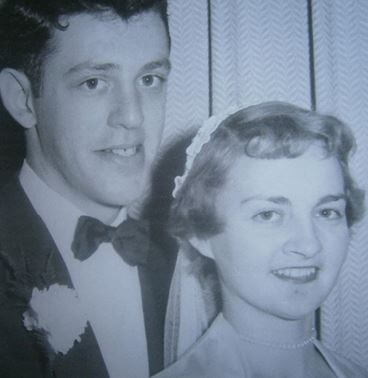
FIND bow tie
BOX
[71,215,150,266]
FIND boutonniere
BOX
[23,284,88,355]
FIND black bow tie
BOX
[71,216,150,267]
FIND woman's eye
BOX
[318,208,344,220]
[253,210,281,223]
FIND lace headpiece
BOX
[172,106,241,198]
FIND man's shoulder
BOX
[0,176,35,229]
[0,176,47,267]
[0,175,70,289]
[0,176,22,206]
[0,180,107,378]
[0,178,46,377]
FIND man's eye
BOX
[140,74,165,88]
[84,78,99,89]
[253,210,281,223]
[80,78,106,91]
[318,208,343,220]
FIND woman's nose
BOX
[282,218,322,258]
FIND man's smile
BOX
[103,144,142,158]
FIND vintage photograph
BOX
[0,1,367,377]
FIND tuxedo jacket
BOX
[0,178,174,377]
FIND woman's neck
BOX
[222,287,315,346]
[221,285,321,377]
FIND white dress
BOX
[155,313,368,378]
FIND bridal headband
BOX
[172,106,241,198]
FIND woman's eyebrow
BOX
[316,194,346,206]
[241,196,289,205]
[241,195,346,206]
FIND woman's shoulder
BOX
[313,339,368,378]
[155,313,245,378]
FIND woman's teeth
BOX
[271,267,318,283]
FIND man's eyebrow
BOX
[316,194,346,206]
[241,196,290,205]
[64,58,171,78]
[140,58,171,73]
[64,62,119,77]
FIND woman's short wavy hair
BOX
[170,102,365,240]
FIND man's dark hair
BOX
[0,0,169,96]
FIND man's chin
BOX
[83,172,150,217]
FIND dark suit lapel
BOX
[0,178,109,378]
[0,178,72,291]
[138,240,173,376]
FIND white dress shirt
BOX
[19,161,149,378]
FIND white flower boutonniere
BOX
[23,284,88,355]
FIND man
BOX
[0,0,171,376]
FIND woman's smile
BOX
[271,266,319,284]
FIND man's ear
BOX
[0,68,36,129]
[189,236,214,259]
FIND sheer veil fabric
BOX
[164,242,221,366]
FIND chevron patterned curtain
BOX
[165,0,368,369]
[163,0,209,145]
[313,0,368,369]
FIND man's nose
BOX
[108,87,144,129]
[282,218,322,258]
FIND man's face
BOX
[29,10,170,219]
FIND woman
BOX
[157,102,366,377]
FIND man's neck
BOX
[21,159,122,224]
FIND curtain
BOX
[165,0,368,369]
[313,0,368,367]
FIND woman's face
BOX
[206,145,350,320]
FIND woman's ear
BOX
[189,236,214,259]
[0,68,37,129]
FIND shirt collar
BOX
[19,160,127,255]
